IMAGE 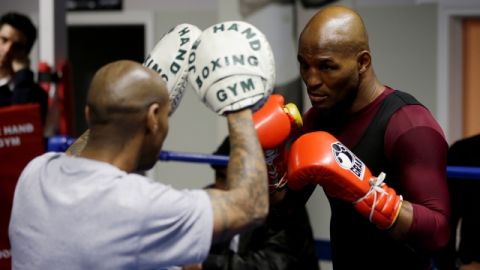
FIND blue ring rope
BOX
[47,136,480,179]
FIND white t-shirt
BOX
[9,152,213,270]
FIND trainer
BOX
[9,20,273,270]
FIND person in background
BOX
[0,12,47,123]
[435,134,480,270]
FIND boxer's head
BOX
[297,5,373,114]
[85,60,170,171]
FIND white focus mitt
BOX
[188,21,275,115]
[144,23,201,114]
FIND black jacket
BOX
[0,68,48,124]
[202,188,320,270]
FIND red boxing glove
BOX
[287,131,403,229]
[253,94,302,149]
[253,94,302,192]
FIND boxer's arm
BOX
[206,109,268,243]
[65,129,90,156]
[388,200,414,240]
[390,126,450,250]
[385,106,450,250]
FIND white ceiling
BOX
[3,0,480,17]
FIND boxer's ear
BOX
[357,50,371,75]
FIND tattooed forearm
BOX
[207,189,232,242]
[65,130,90,156]
[208,109,269,243]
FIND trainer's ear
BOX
[146,103,160,133]
[357,50,371,74]
[84,106,91,125]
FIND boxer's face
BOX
[297,36,360,112]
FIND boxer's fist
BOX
[253,94,302,192]
[188,21,275,115]
[253,94,302,150]
[144,23,201,114]
[287,131,403,229]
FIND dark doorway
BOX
[68,24,145,136]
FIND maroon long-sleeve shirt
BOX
[303,87,450,269]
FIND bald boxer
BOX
[8,60,268,269]
[291,5,450,270]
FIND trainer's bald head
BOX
[86,60,169,127]
[300,5,369,55]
